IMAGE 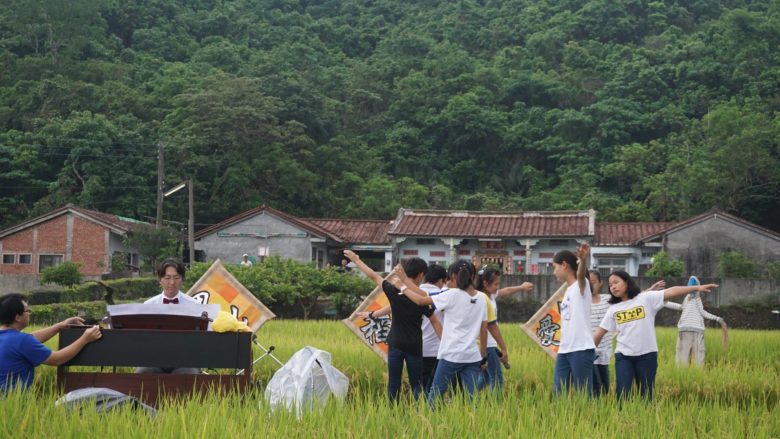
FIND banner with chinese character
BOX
[342,273,397,363]
[186,259,275,333]
[520,283,567,359]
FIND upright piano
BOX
[57,316,252,406]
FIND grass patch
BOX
[2,321,778,437]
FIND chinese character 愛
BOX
[536,314,561,347]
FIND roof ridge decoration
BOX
[399,209,593,217]
[387,208,594,238]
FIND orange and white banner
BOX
[187,259,275,333]
[520,283,567,359]
[342,273,400,363]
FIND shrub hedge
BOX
[29,301,109,326]
[25,277,160,305]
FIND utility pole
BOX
[164,180,195,266]
[188,179,195,266]
[155,142,164,229]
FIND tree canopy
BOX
[1,0,778,231]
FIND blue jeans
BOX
[426,359,481,406]
[592,364,609,396]
[615,352,658,400]
[477,347,503,392]
[553,349,595,396]
[387,347,423,402]
[422,357,438,394]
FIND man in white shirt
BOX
[144,258,198,305]
[239,254,253,267]
[137,258,199,374]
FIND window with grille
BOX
[597,257,627,276]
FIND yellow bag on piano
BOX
[213,311,251,333]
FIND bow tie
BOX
[162,297,179,304]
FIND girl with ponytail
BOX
[551,243,596,396]
[397,260,488,405]
[474,267,534,392]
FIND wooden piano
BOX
[57,315,252,406]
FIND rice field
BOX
[2,321,779,438]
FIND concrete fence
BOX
[501,275,780,307]
[0,275,47,295]
[2,273,778,307]
[0,274,103,295]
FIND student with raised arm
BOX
[593,271,718,400]
[587,271,662,395]
[552,243,596,396]
[474,267,534,392]
[664,276,727,367]
[356,264,448,393]
[397,260,488,405]
[343,250,441,403]
[0,293,102,393]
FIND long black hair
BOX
[475,267,501,292]
[607,270,641,304]
[448,260,476,291]
[553,250,578,273]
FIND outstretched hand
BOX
[648,280,666,290]
[697,284,719,293]
[520,281,534,291]
[576,243,590,260]
[343,250,359,262]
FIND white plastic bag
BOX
[264,346,349,418]
[55,387,157,417]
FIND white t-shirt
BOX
[144,291,198,304]
[485,292,499,348]
[558,280,596,354]
[420,283,444,358]
[431,288,488,363]
[600,290,665,356]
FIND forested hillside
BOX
[1,0,779,230]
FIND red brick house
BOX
[0,204,143,277]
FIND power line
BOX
[0,185,156,189]
[25,153,157,158]
[0,142,157,149]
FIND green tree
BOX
[646,250,684,277]
[765,261,780,280]
[41,261,83,287]
[123,224,180,274]
[719,251,758,278]
[185,256,374,319]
